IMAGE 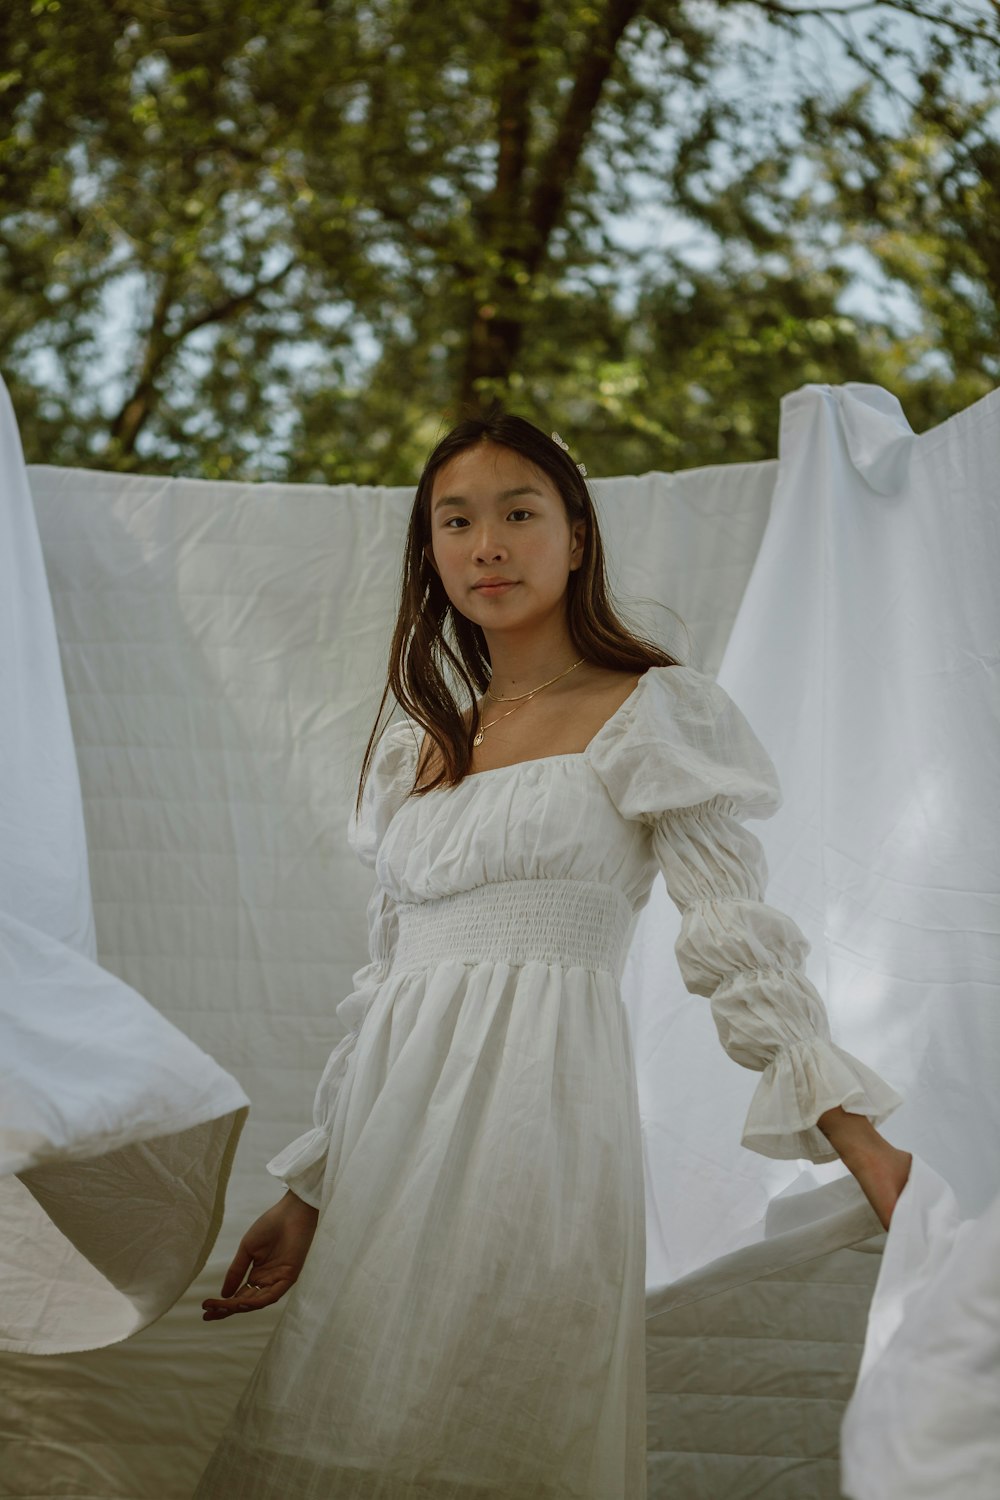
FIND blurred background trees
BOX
[0,0,996,481]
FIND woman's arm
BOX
[817,1106,912,1230]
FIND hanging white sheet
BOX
[628,383,1000,1295]
[1,377,996,1497]
[635,381,1000,1497]
[0,374,249,1357]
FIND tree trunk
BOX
[455,0,644,412]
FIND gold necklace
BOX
[474,658,587,746]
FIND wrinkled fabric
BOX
[841,1156,1000,1500]
[5,375,995,1498]
[268,667,899,1208]
[8,439,778,1496]
[647,799,899,1161]
[190,666,900,1499]
[0,372,249,1356]
[715,379,1000,1231]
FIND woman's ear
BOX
[570,519,586,569]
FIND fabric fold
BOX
[647,794,902,1163]
[742,1035,903,1162]
[1,370,251,1355]
[841,1156,1000,1500]
[586,665,784,823]
[266,728,408,1206]
[586,666,903,1167]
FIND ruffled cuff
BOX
[265,1029,359,1209]
[741,1036,904,1162]
[265,1127,329,1210]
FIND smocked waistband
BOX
[390,878,635,980]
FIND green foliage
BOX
[0,0,996,482]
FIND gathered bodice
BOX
[377,753,659,917]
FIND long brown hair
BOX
[353,402,687,817]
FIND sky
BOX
[605,0,952,324]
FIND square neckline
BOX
[405,667,655,793]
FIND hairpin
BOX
[551,431,587,477]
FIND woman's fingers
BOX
[201,1276,291,1320]
[218,1245,254,1299]
[201,1199,318,1322]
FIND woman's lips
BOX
[474,582,517,594]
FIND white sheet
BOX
[0,374,249,1356]
[726,383,1000,1218]
[628,383,1000,1295]
[841,1156,1000,1500]
[1,377,996,1497]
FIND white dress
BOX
[193,665,901,1500]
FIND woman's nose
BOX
[472,533,506,558]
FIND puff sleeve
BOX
[591,666,902,1162]
[265,719,416,1207]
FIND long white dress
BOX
[192,664,901,1500]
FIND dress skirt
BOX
[193,878,648,1500]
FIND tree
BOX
[0,0,994,482]
[803,41,1000,427]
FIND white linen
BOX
[0,377,994,1496]
[648,1174,884,1498]
[0,373,249,1355]
[190,665,895,1498]
[0,445,771,1496]
[623,381,1000,1296]
[841,1155,1000,1500]
[718,382,1000,1217]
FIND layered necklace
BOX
[473,658,587,746]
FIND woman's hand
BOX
[817,1106,913,1231]
[201,1190,320,1321]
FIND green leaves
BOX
[0,0,995,481]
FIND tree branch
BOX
[175,259,296,342]
[105,259,296,460]
[480,0,543,247]
[740,0,993,50]
[525,0,645,275]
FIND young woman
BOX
[194,408,912,1499]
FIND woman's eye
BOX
[444,511,531,529]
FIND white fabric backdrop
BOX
[1,378,997,1496]
[724,383,999,1219]
[0,375,249,1362]
[630,382,1000,1295]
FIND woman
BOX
[194,407,912,1499]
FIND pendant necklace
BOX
[473,658,587,746]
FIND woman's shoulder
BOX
[594,661,722,735]
[587,663,784,823]
[345,718,421,867]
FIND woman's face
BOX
[424,440,586,626]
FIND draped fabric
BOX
[841,1156,1000,1500]
[192,664,896,1499]
[0,374,249,1359]
[2,377,996,1497]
